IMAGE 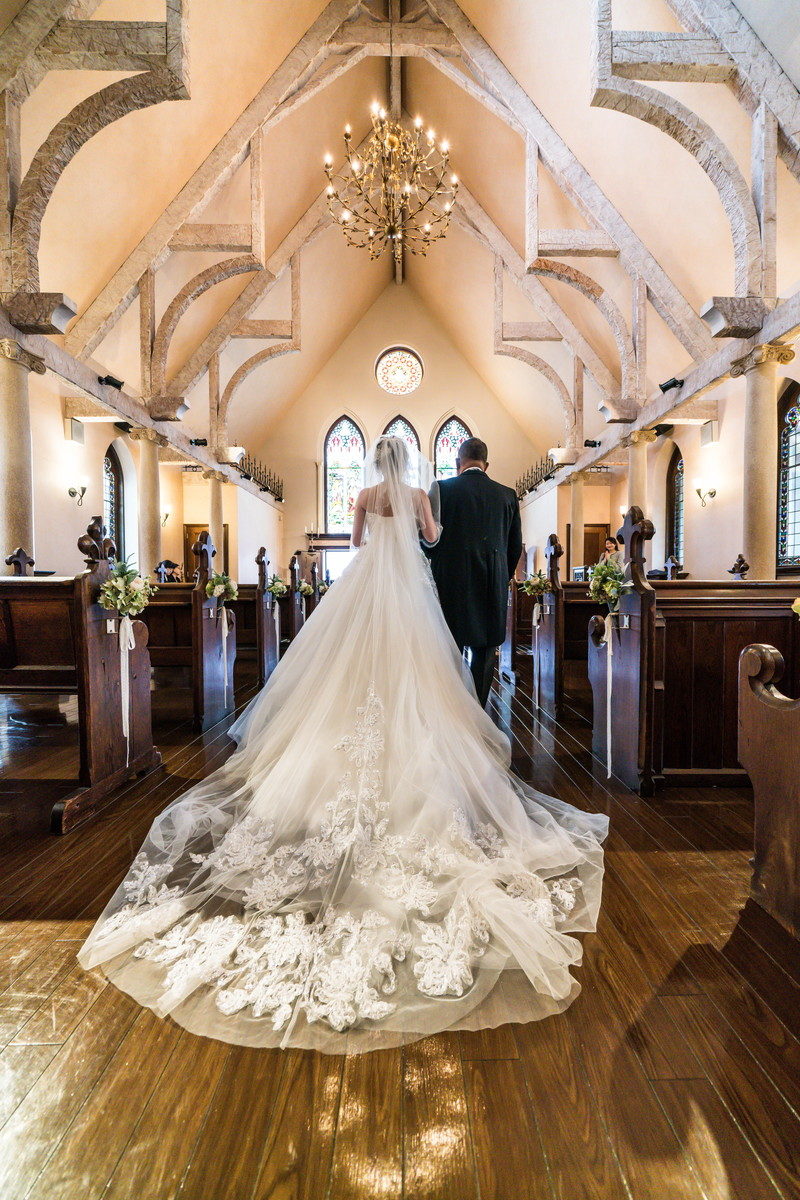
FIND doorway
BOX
[183,523,229,578]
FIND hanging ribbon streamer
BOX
[600,610,615,779]
[532,600,541,709]
[119,613,136,766]
[220,604,230,707]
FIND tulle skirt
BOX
[78,517,608,1054]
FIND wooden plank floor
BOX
[1,665,799,1199]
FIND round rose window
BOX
[375,346,424,395]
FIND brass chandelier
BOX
[324,103,459,264]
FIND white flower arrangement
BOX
[266,574,288,597]
[205,572,238,606]
[98,559,157,617]
[297,580,314,597]
[588,560,630,613]
[519,569,552,600]
[318,581,330,596]
[793,598,800,618]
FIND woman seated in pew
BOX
[598,536,624,570]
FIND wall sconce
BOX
[619,505,626,517]
[161,508,171,526]
[68,483,87,506]
[694,481,717,507]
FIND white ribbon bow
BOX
[600,611,615,779]
[119,614,136,766]
[532,601,541,709]
[220,605,230,706]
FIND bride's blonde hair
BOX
[373,435,410,481]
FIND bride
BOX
[78,436,608,1053]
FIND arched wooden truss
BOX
[150,254,262,400]
[492,256,578,446]
[209,255,301,454]
[1,2,187,333]
[592,0,762,299]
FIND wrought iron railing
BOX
[515,455,556,499]
[236,452,284,502]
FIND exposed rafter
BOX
[64,0,363,358]
[424,0,714,361]
[493,255,576,446]
[214,255,302,454]
[593,0,762,299]
[454,184,621,411]
[663,0,800,181]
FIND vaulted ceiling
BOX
[6,0,800,470]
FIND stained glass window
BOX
[434,417,471,480]
[375,346,423,395]
[103,445,124,560]
[324,416,365,532]
[778,389,800,571]
[665,447,684,566]
[382,415,420,451]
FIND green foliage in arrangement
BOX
[518,569,552,599]
[588,559,630,613]
[98,559,157,617]
[206,573,238,605]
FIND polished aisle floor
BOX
[0,665,797,1200]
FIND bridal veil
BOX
[78,436,607,1054]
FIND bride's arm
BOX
[351,490,367,548]
[417,488,440,545]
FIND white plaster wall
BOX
[256,285,538,569]
[28,374,141,575]
[520,488,558,573]
[236,488,283,585]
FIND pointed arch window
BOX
[103,444,124,560]
[778,382,800,572]
[382,415,420,452]
[324,416,365,533]
[665,446,684,565]
[434,416,471,480]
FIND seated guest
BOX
[598,536,624,569]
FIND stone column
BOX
[130,428,167,577]
[203,469,226,567]
[0,337,45,568]
[623,429,657,514]
[731,343,795,579]
[569,472,585,573]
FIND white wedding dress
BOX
[78,440,608,1054]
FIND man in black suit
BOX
[426,437,523,708]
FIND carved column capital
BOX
[622,428,658,448]
[202,469,227,483]
[0,337,46,375]
[730,342,795,377]
[129,426,168,447]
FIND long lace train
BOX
[78,488,608,1053]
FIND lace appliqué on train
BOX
[101,685,584,1032]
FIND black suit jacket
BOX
[426,469,523,649]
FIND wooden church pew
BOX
[589,508,800,795]
[140,530,236,731]
[500,550,532,685]
[277,554,304,656]
[0,520,160,833]
[739,643,800,939]
[533,535,605,719]
[228,547,279,689]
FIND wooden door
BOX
[183,524,229,578]
[583,523,610,571]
